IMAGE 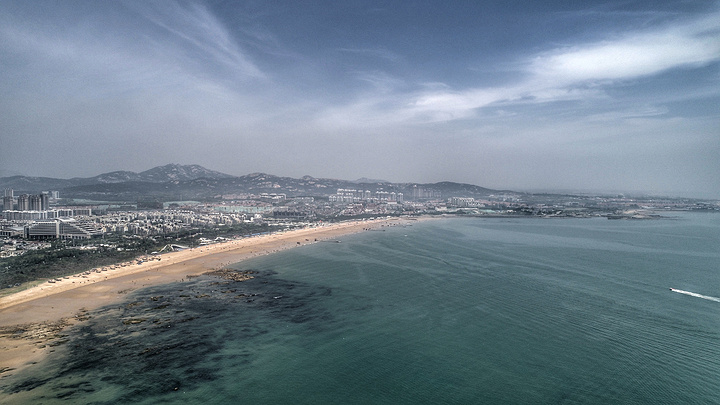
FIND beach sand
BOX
[0,218,407,377]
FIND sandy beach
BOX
[0,218,407,377]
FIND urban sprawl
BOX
[1,186,718,261]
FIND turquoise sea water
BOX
[1,213,719,404]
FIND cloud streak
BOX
[317,10,720,127]
[0,0,269,104]
[129,1,266,80]
[529,13,720,83]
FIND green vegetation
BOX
[0,223,269,291]
[0,244,139,289]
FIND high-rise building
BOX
[41,193,50,210]
[3,189,13,198]
[17,194,30,211]
[12,193,52,211]
[2,196,13,211]
[29,194,42,211]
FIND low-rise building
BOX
[24,219,103,240]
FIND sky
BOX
[1,1,718,198]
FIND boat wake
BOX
[670,288,720,303]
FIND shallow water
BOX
[1,213,719,404]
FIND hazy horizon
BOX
[1,162,717,200]
[1,1,718,198]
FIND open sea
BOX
[1,213,719,404]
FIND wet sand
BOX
[0,218,406,376]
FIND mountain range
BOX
[0,164,501,201]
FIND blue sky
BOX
[1,1,718,197]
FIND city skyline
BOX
[1,1,719,198]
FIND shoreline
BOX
[0,217,413,378]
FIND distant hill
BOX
[87,171,142,184]
[0,164,235,191]
[0,169,23,178]
[82,164,234,184]
[0,164,502,201]
[135,164,234,183]
[0,176,79,192]
[352,177,390,184]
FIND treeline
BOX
[0,222,269,291]
[0,245,139,289]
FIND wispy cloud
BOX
[128,1,266,79]
[351,70,406,93]
[528,13,720,83]
[0,0,266,100]
[318,10,720,127]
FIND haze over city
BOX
[1,1,718,198]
